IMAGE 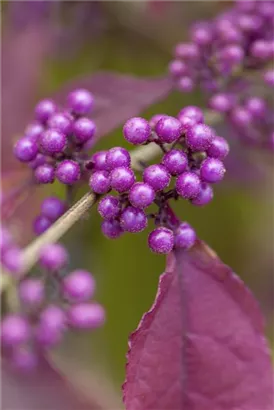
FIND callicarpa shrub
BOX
[1,0,273,408]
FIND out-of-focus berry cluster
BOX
[14,89,96,185]
[169,0,274,150]
[1,238,105,372]
[89,106,229,254]
[0,226,23,275]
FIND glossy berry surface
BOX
[207,136,229,159]
[106,147,131,170]
[120,206,148,233]
[55,160,81,185]
[73,117,96,143]
[129,182,155,209]
[162,150,188,176]
[110,167,135,193]
[14,137,38,162]
[176,172,201,199]
[35,99,56,124]
[155,116,182,143]
[89,170,110,194]
[34,164,55,184]
[191,183,213,206]
[98,195,120,220]
[67,89,94,115]
[39,129,67,154]
[123,117,151,145]
[143,164,171,192]
[200,158,225,183]
[101,219,123,239]
[148,227,174,254]
[48,112,73,136]
[185,124,214,151]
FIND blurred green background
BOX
[2,0,273,400]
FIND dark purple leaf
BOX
[123,241,273,410]
[2,356,101,410]
[55,72,173,147]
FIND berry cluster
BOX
[14,89,96,185]
[1,241,105,372]
[169,0,274,150]
[33,196,67,236]
[89,107,229,254]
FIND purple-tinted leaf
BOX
[123,241,273,410]
[55,72,172,147]
[2,356,102,410]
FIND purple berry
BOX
[0,227,13,253]
[174,222,196,249]
[34,164,55,184]
[177,76,194,93]
[176,172,202,199]
[168,60,188,77]
[1,315,30,346]
[14,137,38,162]
[19,279,44,307]
[200,158,225,183]
[185,124,214,151]
[48,112,73,136]
[1,246,22,274]
[250,40,271,60]
[67,303,105,329]
[162,149,188,176]
[149,114,167,130]
[98,195,120,220]
[148,227,174,254]
[89,170,110,194]
[11,347,38,372]
[67,89,94,115]
[101,219,123,239]
[191,23,213,46]
[106,147,131,170]
[143,164,171,191]
[123,117,151,145]
[39,243,68,271]
[209,93,234,113]
[62,270,95,303]
[120,206,147,233]
[175,42,199,60]
[35,99,56,124]
[33,215,52,235]
[155,116,183,143]
[29,153,47,169]
[25,122,44,142]
[191,183,213,206]
[207,136,229,159]
[73,117,96,143]
[41,196,66,221]
[177,114,198,132]
[129,182,155,209]
[56,160,81,185]
[39,129,67,154]
[177,106,204,124]
[218,44,244,65]
[36,305,66,347]
[230,106,252,128]
[110,166,135,193]
[245,97,266,118]
[89,151,109,171]
[263,70,274,87]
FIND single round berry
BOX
[62,270,95,303]
[19,279,45,307]
[88,151,109,171]
[67,89,94,115]
[177,106,204,124]
[35,99,56,124]
[175,42,199,60]
[209,93,234,113]
[176,172,201,199]
[174,222,196,249]
[162,149,188,176]
[191,23,213,46]
[129,182,155,209]
[106,147,131,170]
[39,129,67,154]
[148,227,174,254]
[48,112,73,136]
[155,116,183,143]
[25,122,44,142]
[89,170,110,194]
[11,347,38,372]
[98,195,120,220]
[33,215,52,235]
[73,117,96,143]
[168,60,188,77]
[56,160,81,185]
[14,137,38,162]
[36,305,66,347]
[218,44,244,65]
[191,183,213,206]
[39,243,68,271]
[143,164,171,191]
[29,153,47,169]
[120,206,148,233]
[110,166,136,193]
[230,106,252,128]
[207,136,229,159]
[200,158,225,183]
[67,303,105,329]
[101,219,123,239]
[1,315,30,346]
[185,124,214,151]
[34,164,55,184]
[245,97,266,118]
[1,246,22,274]
[250,40,271,60]
[41,196,66,221]
[177,76,194,93]
[123,117,151,145]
